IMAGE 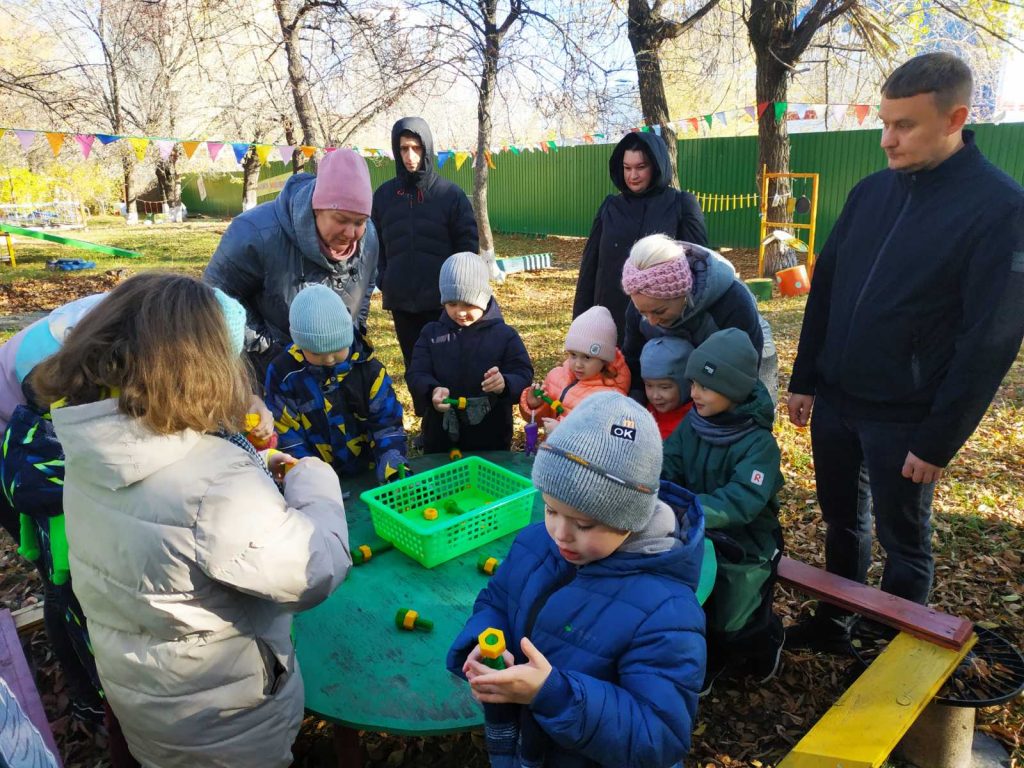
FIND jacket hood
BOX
[609,132,672,197]
[391,117,436,188]
[562,489,706,592]
[51,399,204,490]
[731,379,776,429]
[679,244,738,321]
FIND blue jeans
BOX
[810,395,935,610]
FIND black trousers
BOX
[392,308,443,372]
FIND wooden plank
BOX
[0,608,62,765]
[779,632,975,768]
[12,604,45,635]
[778,557,973,650]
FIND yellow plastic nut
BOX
[423,507,439,520]
[449,449,463,461]
[244,413,261,432]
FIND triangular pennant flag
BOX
[324,146,337,153]
[128,137,149,161]
[15,130,36,152]
[45,132,65,157]
[757,102,770,119]
[715,111,727,126]
[992,109,1007,126]
[231,142,250,164]
[181,141,201,159]
[277,145,295,163]
[790,103,808,120]
[774,102,788,122]
[640,125,650,133]
[806,104,824,120]
[703,114,713,128]
[744,106,757,121]
[583,134,594,144]
[154,139,175,160]
[255,144,273,165]
[484,150,495,169]
[687,117,699,133]
[454,151,469,170]
[546,140,558,152]
[652,124,662,136]
[829,105,848,125]
[300,146,315,158]
[437,150,451,169]
[207,141,224,161]
[0,129,4,143]
[594,133,605,140]
[510,146,521,156]
[74,134,95,159]
[854,104,871,125]
[95,134,119,145]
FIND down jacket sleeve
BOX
[450,189,480,255]
[498,329,534,405]
[691,436,782,531]
[572,201,607,319]
[529,596,704,768]
[195,459,350,610]
[406,328,442,416]
[676,191,708,248]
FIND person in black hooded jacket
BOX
[372,117,480,370]
[573,132,708,344]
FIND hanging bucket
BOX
[744,278,773,302]
[776,265,810,296]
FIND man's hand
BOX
[481,367,506,395]
[432,387,451,412]
[902,452,943,484]
[468,637,552,705]
[787,393,815,428]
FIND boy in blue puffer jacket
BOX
[265,285,409,483]
[407,252,533,454]
[448,392,706,768]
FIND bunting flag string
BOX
[1,99,1016,169]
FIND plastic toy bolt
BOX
[443,499,463,515]
[351,540,394,565]
[395,608,433,632]
[423,507,439,520]
[477,554,500,575]
[449,448,463,461]
[478,628,507,670]
[442,396,468,410]
[244,413,278,450]
[532,388,565,415]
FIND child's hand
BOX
[248,395,275,441]
[432,387,451,412]
[481,367,505,394]
[541,417,559,436]
[267,451,299,482]
[525,383,543,409]
[468,637,551,705]
[462,644,516,683]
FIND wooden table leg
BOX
[333,725,363,768]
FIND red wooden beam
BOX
[778,557,973,650]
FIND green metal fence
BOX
[180,123,1024,249]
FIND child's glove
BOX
[376,449,409,484]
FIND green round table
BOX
[293,451,715,736]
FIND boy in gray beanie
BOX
[641,336,695,440]
[407,253,533,454]
[264,285,409,483]
[448,392,706,768]
[663,328,784,694]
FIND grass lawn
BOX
[0,217,1021,767]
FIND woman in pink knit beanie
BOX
[204,147,378,380]
[619,233,776,405]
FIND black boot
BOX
[785,609,853,655]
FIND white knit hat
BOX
[564,306,617,363]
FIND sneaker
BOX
[785,613,853,655]
[750,628,785,683]
[70,698,106,728]
[698,658,728,697]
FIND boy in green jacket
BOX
[662,328,784,694]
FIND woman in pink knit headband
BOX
[619,233,777,404]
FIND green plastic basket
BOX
[360,457,537,568]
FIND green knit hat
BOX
[685,328,758,403]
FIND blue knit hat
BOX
[213,288,246,357]
[532,392,662,532]
[14,293,107,382]
[439,252,491,309]
[288,284,354,354]
[685,328,758,403]
[640,336,694,396]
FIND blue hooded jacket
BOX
[203,173,379,353]
[447,487,707,768]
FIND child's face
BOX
[565,350,604,380]
[690,380,734,418]
[543,493,629,566]
[644,377,682,413]
[302,347,350,367]
[445,301,485,327]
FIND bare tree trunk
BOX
[241,147,261,210]
[274,0,324,151]
[282,116,306,174]
[754,53,796,277]
[122,155,137,224]
[473,30,499,255]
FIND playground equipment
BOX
[686,191,760,213]
[0,222,141,268]
[495,252,552,274]
[776,264,811,297]
[0,200,85,230]
[758,168,820,278]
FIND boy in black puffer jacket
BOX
[406,252,533,454]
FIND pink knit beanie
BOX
[620,248,694,299]
[565,306,618,362]
[311,149,372,215]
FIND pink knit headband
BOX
[621,254,693,299]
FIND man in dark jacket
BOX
[787,53,1024,651]
[573,131,707,343]
[372,117,480,370]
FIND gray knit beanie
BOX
[640,336,694,395]
[289,284,354,354]
[439,252,492,309]
[685,328,758,403]
[532,392,662,532]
